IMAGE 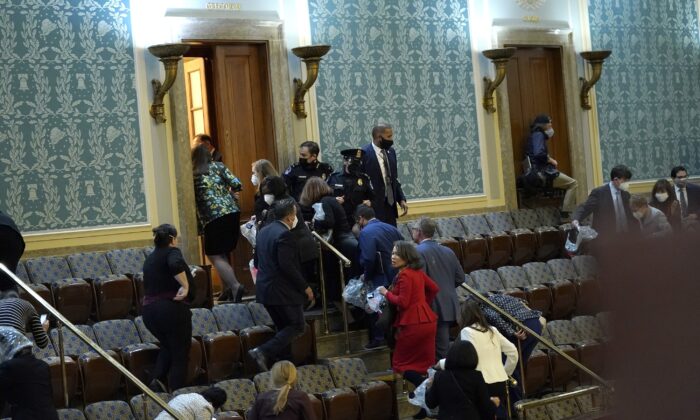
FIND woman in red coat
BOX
[379,240,439,417]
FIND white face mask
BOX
[291,215,299,229]
[545,128,555,138]
[263,194,275,205]
[633,211,644,220]
[251,173,259,186]
[655,192,669,202]
[618,181,630,192]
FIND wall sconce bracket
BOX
[580,50,612,110]
[147,43,190,124]
[292,44,331,119]
[482,47,516,113]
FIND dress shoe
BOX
[248,348,269,372]
[234,285,245,303]
[364,339,386,350]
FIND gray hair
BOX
[416,217,437,238]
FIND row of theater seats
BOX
[456,256,600,319]
[516,386,604,420]
[13,247,213,324]
[396,207,589,272]
[40,358,393,420]
[29,303,316,408]
[523,313,611,396]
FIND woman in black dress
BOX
[426,340,497,420]
[142,224,193,391]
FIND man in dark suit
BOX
[411,217,462,359]
[571,165,639,236]
[249,199,313,371]
[671,165,700,223]
[360,124,407,226]
[355,205,404,348]
[0,211,25,292]
[194,134,223,162]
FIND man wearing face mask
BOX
[249,199,314,371]
[283,141,333,202]
[328,148,375,224]
[628,195,673,238]
[571,165,639,236]
[670,165,700,223]
[525,114,578,216]
[361,124,408,226]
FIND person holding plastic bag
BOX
[426,340,497,420]
[377,241,438,419]
[299,177,358,306]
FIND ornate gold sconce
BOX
[482,47,516,113]
[292,44,331,118]
[579,50,612,110]
[147,43,190,124]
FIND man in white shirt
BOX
[671,166,700,226]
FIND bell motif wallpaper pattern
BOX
[0,0,147,232]
[308,0,483,199]
[588,0,700,179]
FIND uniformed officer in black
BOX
[283,140,333,201]
[328,148,374,223]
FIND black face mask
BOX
[379,137,393,150]
[299,158,314,168]
[346,161,361,175]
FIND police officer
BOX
[328,148,375,224]
[283,141,333,202]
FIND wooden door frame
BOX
[164,18,295,262]
[493,29,591,210]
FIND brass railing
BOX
[0,263,184,420]
[311,231,352,354]
[516,385,604,419]
[459,282,614,391]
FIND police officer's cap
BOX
[341,148,363,160]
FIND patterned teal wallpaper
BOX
[589,0,700,179]
[0,0,147,232]
[308,0,483,198]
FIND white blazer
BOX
[439,324,518,384]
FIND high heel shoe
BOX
[234,285,245,303]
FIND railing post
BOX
[56,319,69,407]
[338,259,350,354]
[317,243,330,335]
[516,337,527,397]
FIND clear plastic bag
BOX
[342,277,368,309]
[578,225,598,240]
[240,218,257,247]
[312,202,326,221]
[407,368,439,416]
[0,326,33,363]
[366,288,386,313]
[249,259,258,284]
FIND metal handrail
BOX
[0,263,184,420]
[459,282,613,391]
[311,231,351,354]
[516,385,603,417]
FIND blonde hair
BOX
[252,159,279,192]
[270,360,297,414]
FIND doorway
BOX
[505,46,572,185]
[183,43,276,296]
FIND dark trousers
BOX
[142,299,192,390]
[487,381,509,419]
[0,353,58,420]
[0,228,24,292]
[435,320,453,360]
[259,304,305,361]
[509,317,543,402]
[379,201,397,227]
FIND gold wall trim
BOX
[405,194,506,219]
[24,225,153,253]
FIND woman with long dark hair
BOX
[649,178,681,232]
[142,224,193,391]
[192,143,244,302]
[456,299,518,419]
[426,340,497,419]
[378,240,438,419]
